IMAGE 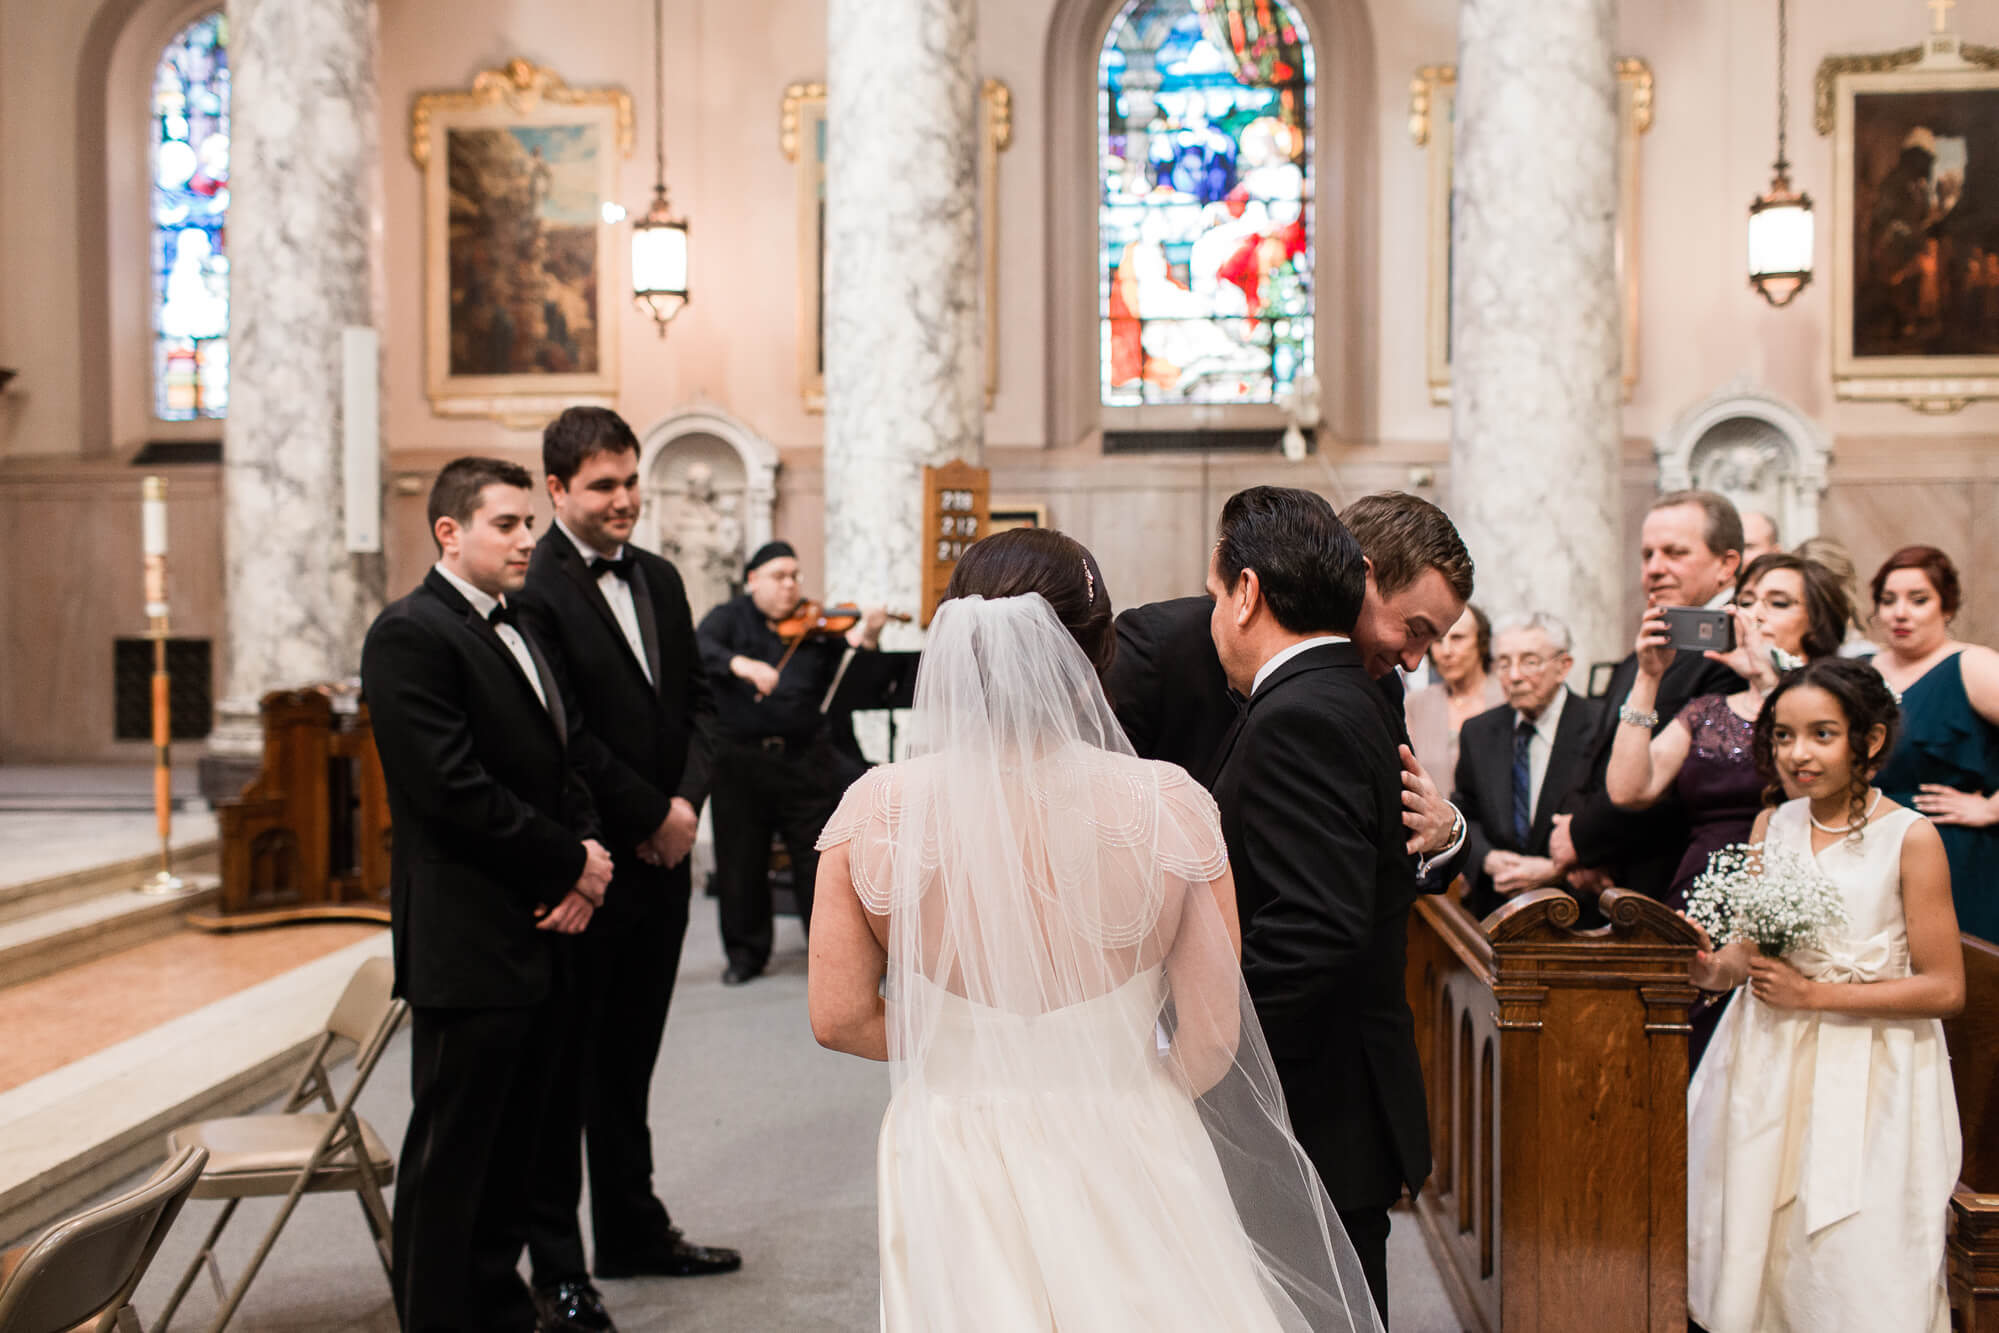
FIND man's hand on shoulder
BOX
[1398,745,1457,856]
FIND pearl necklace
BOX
[1809,789,1882,835]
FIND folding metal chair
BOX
[153,956,406,1333]
[0,1144,208,1333]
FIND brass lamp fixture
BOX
[631,0,688,334]
[1748,0,1813,307]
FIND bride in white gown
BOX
[808,529,1382,1332]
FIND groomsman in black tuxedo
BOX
[362,457,615,1333]
[1204,487,1449,1324]
[513,408,740,1330]
[1432,612,1603,918]
[1554,490,1745,900]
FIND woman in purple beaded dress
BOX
[1607,553,1855,908]
[1606,552,1854,1065]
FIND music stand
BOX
[821,648,921,760]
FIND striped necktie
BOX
[1511,716,1535,844]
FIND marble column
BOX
[1449,0,1625,669]
[823,0,982,626]
[206,0,383,783]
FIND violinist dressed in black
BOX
[696,541,890,985]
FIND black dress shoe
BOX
[721,963,760,986]
[596,1227,744,1278]
[533,1278,617,1333]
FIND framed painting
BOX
[1819,31,1999,412]
[411,59,634,425]
[1411,58,1653,406]
[782,79,1012,412]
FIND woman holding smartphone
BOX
[1606,552,1853,912]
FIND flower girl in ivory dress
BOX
[1686,658,1963,1332]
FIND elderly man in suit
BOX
[1434,613,1603,919]
[514,409,739,1333]
[362,457,614,1333]
[1204,486,1445,1325]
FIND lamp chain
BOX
[1774,0,1789,172]
[653,0,667,191]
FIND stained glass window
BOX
[152,11,229,421]
[1099,0,1313,406]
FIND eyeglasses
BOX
[1493,654,1565,676]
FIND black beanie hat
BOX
[746,540,797,575]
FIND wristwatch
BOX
[1419,804,1467,877]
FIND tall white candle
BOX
[142,475,169,620]
[142,475,168,556]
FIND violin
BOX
[762,599,914,691]
[771,599,913,642]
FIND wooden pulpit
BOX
[195,687,391,930]
[1405,887,1701,1332]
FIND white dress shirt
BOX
[1251,634,1348,696]
[433,562,550,713]
[557,520,652,685]
[1512,683,1570,824]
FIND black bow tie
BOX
[589,554,634,581]
[487,602,518,629]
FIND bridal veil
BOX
[818,592,1384,1332]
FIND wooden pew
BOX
[1947,934,1999,1328]
[192,687,391,930]
[1405,887,1701,1332]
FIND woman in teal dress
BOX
[1871,546,1999,941]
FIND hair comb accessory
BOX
[1082,560,1095,607]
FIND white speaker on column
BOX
[342,326,381,555]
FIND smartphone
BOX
[1661,605,1735,654]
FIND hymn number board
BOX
[921,460,991,626]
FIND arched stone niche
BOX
[636,408,780,624]
[1654,380,1833,549]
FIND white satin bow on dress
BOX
[1783,929,1909,1235]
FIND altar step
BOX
[0,928,392,1247]
[0,818,220,990]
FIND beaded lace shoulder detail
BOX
[813,755,1230,920]
[814,766,912,915]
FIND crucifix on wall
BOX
[1928,0,1955,33]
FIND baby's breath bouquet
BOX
[1683,842,1848,958]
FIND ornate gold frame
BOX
[1817,32,1999,413]
[410,60,635,426]
[1411,58,1653,406]
[782,78,1012,413]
